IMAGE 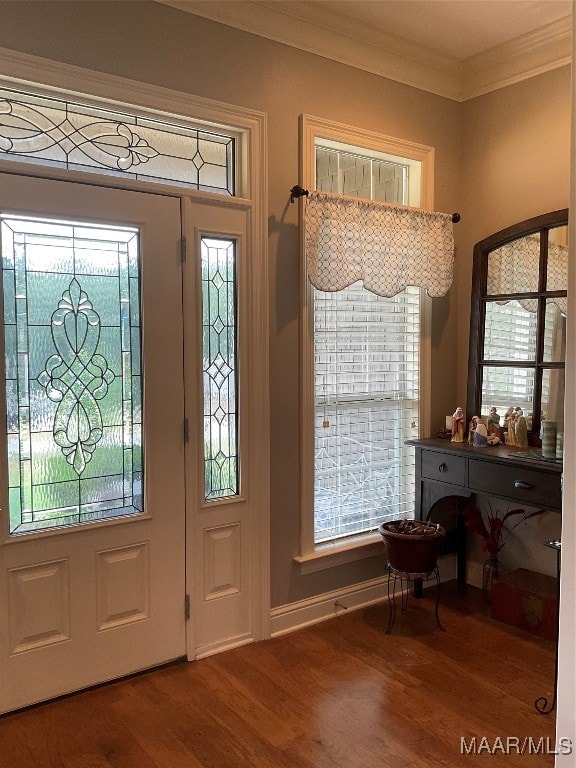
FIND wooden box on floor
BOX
[490,568,557,641]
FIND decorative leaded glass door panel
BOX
[0,173,185,713]
[3,217,143,533]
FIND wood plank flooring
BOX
[0,582,557,767]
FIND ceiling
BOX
[158,0,573,100]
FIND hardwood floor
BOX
[0,582,557,767]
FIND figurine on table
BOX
[474,417,501,447]
[515,408,528,448]
[487,406,501,439]
[504,406,516,445]
[451,406,465,443]
[473,420,489,446]
[468,415,478,444]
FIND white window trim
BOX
[298,114,434,569]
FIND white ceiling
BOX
[158,0,573,100]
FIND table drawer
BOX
[468,461,561,509]
[421,450,466,486]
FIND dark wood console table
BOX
[407,438,563,584]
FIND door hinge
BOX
[185,594,190,621]
[184,417,189,443]
[180,236,187,263]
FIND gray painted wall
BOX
[0,1,569,606]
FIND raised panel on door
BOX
[0,174,186,712]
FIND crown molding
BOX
[157,0,571,102]
[157,0,463,101]
[461,15,572,100]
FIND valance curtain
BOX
[487,234,568,315]
[305,191,455,298]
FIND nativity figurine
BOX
[451,406,465,443]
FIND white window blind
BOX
[315,146,407,203]
[314,282,419,543]
[481,365,536,420]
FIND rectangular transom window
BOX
[302,119,431,550]
[315,137,421,206]
[201,236,238,499]
[0,87,236,195]
[2,215,143,534]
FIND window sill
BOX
[294,532,386,574]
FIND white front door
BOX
[0,174,186,713]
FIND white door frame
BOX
[0,49,270,656]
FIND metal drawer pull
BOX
[514,480,534,490]
[438,463,448,473]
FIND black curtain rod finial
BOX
[452,213,461,223]
[290,185,309,203]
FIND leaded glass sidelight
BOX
[201,237,238,499]
[1,215,143,534]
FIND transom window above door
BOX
[0,86,237,195]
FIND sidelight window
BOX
[201,236,238,499]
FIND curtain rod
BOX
[289,185,461,223]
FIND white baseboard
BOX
[270,554,457,638]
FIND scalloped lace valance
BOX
[488,234,567,315]
[305,192,455,297]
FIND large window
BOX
[300,116,434,554]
